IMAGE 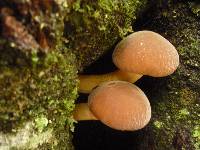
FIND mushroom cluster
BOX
[74,30,179,131]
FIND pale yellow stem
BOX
[73,103,97,121]
[78,70,142,93]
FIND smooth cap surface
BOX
[88,81,151,131]
[112,31,179,77]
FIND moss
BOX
[192,125,200,149]
[189,1,200,17]
[34,115,49,133]
[151,88,199,150]
[0,0,150,149]
[0,49,78,149]
[153,120,164,129]
[135,1,200,149]
[0,1,78,149]
[65,0,147,69]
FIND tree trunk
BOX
[0,0,147,149]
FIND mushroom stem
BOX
[79,70,142,93]
[73,103,97,121]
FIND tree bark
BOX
[0,0,147,149]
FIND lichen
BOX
[0,49,78,149]
[0,122,53,149]
[0,1,78,149]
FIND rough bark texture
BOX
[134,1,200,149]
[0,0,147,149]
[0,1,78,149]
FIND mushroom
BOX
[73,81,151,131]
[113,30,179,77]
[79,31,179,93]
[73,103,97,121]
[79,70,142,93]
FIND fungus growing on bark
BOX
[113,30,179,77]
[74,81,151,131]
[73,103,97,121]
[79,31,179,93]
[79,70,142,93]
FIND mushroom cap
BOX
[88,81,151,131]
[112,31,179,77]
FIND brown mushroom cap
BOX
[112,31,179,77]
[88,81,151,131]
